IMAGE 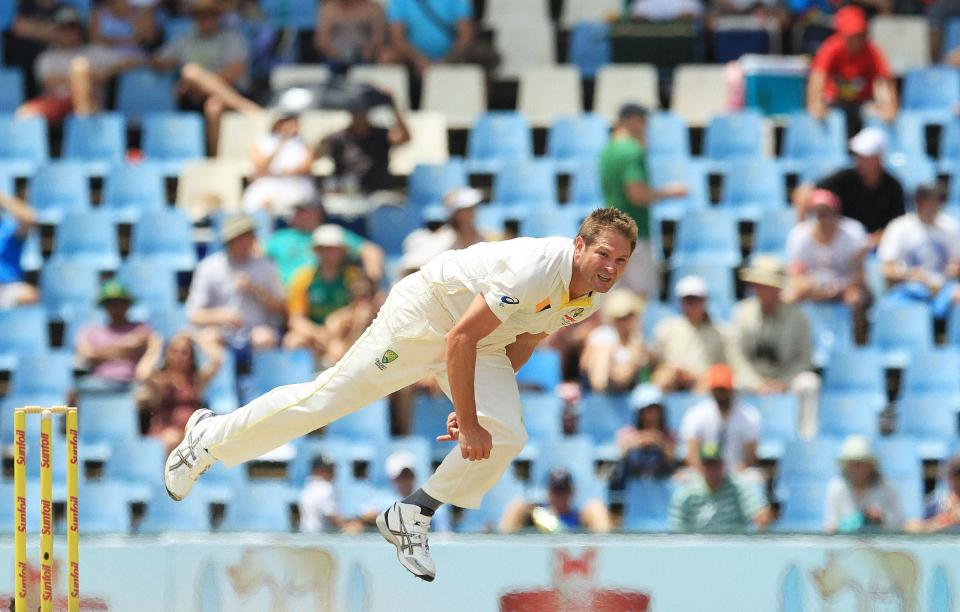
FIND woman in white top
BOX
[824,435,903,534]
[242,112,317,216]
[580,288,650,393]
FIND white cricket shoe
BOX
[163,408,216,501]
[377,501,436,582]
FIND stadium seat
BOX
[568,21,611,78]
[864,113,927,159]
[175,159,246,221]
[669,263,736,320]
[78,392,139,447]
[101,162,166,223]
[366,204,423,256]
[411,393,455,461]
[593,64,660,122]
[870,300,934,367]
[288,436,377,490]
[647,111,691,161]
[939,118,960,174]
[669,209,741,267]
[408,161,468,210]
[822,348,886,405]
[775,477,828,533]
[0,114,48,176]
[902,67,960,126]
[106,437,166,503]
[516,348,562,391]
[348,64,410,110]
[79,480,131,534]
[248,349,315,400]
[874,436,924,519]
[818,392,883,439]
[216,111,269,170]
[869,16,931,74]
[897,396,958,459]
[269,63,330,91]
[719,159,787,221]
[142,112,205,176]
[298,110,351,152]
[221,481,297,532]
[52,211,121,270]
[888,155,937,195]
[751,208,796,260]
[779,437,841,480]
[324,398,390,445]
[260,0,317,29]
[521,205,587,239]
[0,68,24,113]
[116,259,178,313]
[116,69,176,121]
[204,348,238,415]
[39,260,97,322]
[388,110,449,176]
[648,157,709,224]
[63,112,126,175]
[518,66,583,127]
[898,348,960,405]
[568,160,603,208]
[800,302,854,367]
[10,350,73,398]
[130,210,197,270]
[145,305,189,342]
[520,391,564,445]
[781,110,847,171]
[198,460,248,504]
[467,112,533,174]
[578,393,631,447]
[458,471,526,533]
[531,436,606,508]
[643,300,677,340]
[371,436,433,487]
[561,0,620,27]
[742,393,798,460]
[491,160,558,217]
[0,306,49,370]
[139,483,211,533]
[28,161,90,224]
[546,114,610,173]
[422,64,486,129]
[663,392,706,434]
[623,479,672,532]
[704,111,766,165]
[671,65,729,127]
[496,20,555,79]
[712,18,771,63]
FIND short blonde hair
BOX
[577,208,638,253]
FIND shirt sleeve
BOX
[810,37,838,74]
[735,477,765,521]
[287,267,313,317]
[185,259,213,314]
[480,262,540,322]
[667,487,688,532]
[678,405,700,444]
[868,43,892,80]
[876,218,903,263]
[785,226,805,271]
[741,406,761,443]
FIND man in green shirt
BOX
[668,441,772,533]
[599,103,687,299]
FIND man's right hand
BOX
[457,421,493,461]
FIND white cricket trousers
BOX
[202,271,529,509]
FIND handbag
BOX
[412,0,500,72]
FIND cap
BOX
[849,127,887,158]
[739,255,787,290]
[602,288,643,319]
[629,383,664,411]
[675,275,708,299]
[619,103,648,121]
[810,188,842,212]
[835,5,867,37]
[699,441,723,463]
[54,7,83,26]
[547,467,573,491]
[98,280,133,304]
[838,435,876,464]
[386,450,417,479]
[311,453,334,471]
[312,224,346,248]
[914,182,946,203]
[707,364,734,390]
[443,187,483,213]
[220,214,256,243]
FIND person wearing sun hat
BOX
[398,187,491,277]
[824,435,903,534]
[580,288,650,393]
[728,255,821,439]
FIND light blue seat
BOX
[324,398,390,444]
[779,437,842,481]
[521,204,584,238]
[78,480,131,534]
[131,209,197,270]
[648,157,709,225]
[19,229,43,272]
[949,306,960,346]
[142,112,205,176]
[248,349,315,399]
[623,479,672,532]
[520,391,564,445]
[116,259,179,314]
[10,350,73,398]
[822,348,886,405]
[40,261,98,322]
[366,204,422,256]
[491,159,558,220]
[408,160,467,210]
[221,481,297,532]
[663,393,706,454]
[0,68,25,113]
[798,157,847,185]
[669,263,736,320]
[288,436,376,488]
[870,300,934,367]
[719,159,787,221]
[516,348,562,391]
[669,209,741,267]
[28,161,90,224]
[647,111,691,160]
[145,305,189,342]
[531,436,605,508]
[800,302,854,367]
[865,113,927,159]
[897,396,958,459]
[411,393,455,461]
[902,67,960,126]
[0,114,48,176]
[117,70,176,122]
[63,112,126,175]
[0,306,48,370]
[939,117,960,174]
[898,348,960,406]
[204,348,238,415]
[888,154,937,195]
[818,392,883,439]
[704,111,765,167]
[371,436,433,487]
[261,0,318,29]
[52,210,121,270]
[102,162,166,223]
[568,160,603,208]
[643,300,677,340]
[106,437,166,503]
[139,483,211,533]
[567,22,610,78]
[457,471,526,533]
[775,477,828,533]
[742,393,798,460]
[466,112,533,174]
[199,460,248,504]
[875,436,924,520]
[578,393,631,446]
[78,392,139,447]
[547,114,610,173]
[752,208,796,260]
[781,110,846,171]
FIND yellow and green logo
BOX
[375,349,399,370]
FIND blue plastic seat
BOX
[874,436,924,520]
[198,460,248,504]
[10,350,73,398]
[366,204,422,256]
[939,117,960,174]
[40,260,98,322]
[260,0,318,29]
[897,396,958,459]
[521,204,586,238]
[647,111,691,160]
[568,160,603,208]
[568,22,610,78]
[106,437,166,503]
[466,112,533,174]
[491,160,558,219]
[0,68,25,113]
[63,112,126,175]
[719,159,787,221]
[324,398,390,444]
[752,208,796,260]
[52,210,121,270]
[78,392,139,447]
[670,209,741,267]
[870,300,934,367]
[704,111,764,165]
[142,112,205,176]
[28,161,90,224]
[578,393,631,446]
[887,155,937,195]
[116,259,179,314]
[287,436,375,488]
[669,263,736,320]
[517,348,562,391]
[0,114,48,176]
[866,113,927,159]
[411,393,455,461]
[371,436,433,487]
[742,393,798,460]
[648,157,709,225]
[643,300,678,340]
[775,476,828,533]
[139,483,211,533]
[204,348,238,415]
[408,160,467,209]
[547,114,610,172]
[800,302,854,367]
[623,479,672,532]
[520,391,564,445]
[781,110,846,170]
[818,392,883,439]
[898,348,960,405]
[116,70,176,122]
[458,471,526,533]
[0,306,48,370]
[102,162,166,223]
[221,481,297,532]
[531,436,606,508]
[131,209,197,270]
[822,348,886,404]
[78,480,131,534]
[663,392,707,438]
[248,349,315,399]
[146,305,189,342]
[779,437,841,481]
[902,67,960,126]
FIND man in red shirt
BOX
[806,5,898,135]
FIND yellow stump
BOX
[39,410,54,612]
[66,407,80,612]
[13,409,27,612]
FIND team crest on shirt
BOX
[375,349,398,370]
[560,308,586,326]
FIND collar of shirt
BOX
[558,240,593,309]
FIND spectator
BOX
[319,93,410,195]
[931,0,960,62]
[90,0,157,59]
[785,188,871,344]
[806,5,897,134]
[668,441,771,533]
[600,103,687,299]
[906,455,960,534]
[283,225,365,361]
[299,454,343,533]
[323,274,384,365]
[500,467,612,534]
[579,288,650,393]
[137,331,224,453]
[878,183,960,318]
[399,187,491,276]
[10,0,67,95]
[186,214,285,353]
[631,0,704,20]
[610,384,675,496]
[679,364,761,477]
[242,111,317,217]
[729,256,821,439]
[384,0,474,76]
[382,450,451,531]
[824,435,903,533]
[0,193,39,309]
[74,280,162,396]
[18,7,140,122]
[795,127,905,246]
[314,0,389,73]
[265,198,383,288]
[650,276,727,392]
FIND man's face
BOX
[702,459,724,490]
[855,153,882,178]
[813,205,839,231]
[573,230,632,294]
[916,195,943,221]
[104,299,130,321]
[711,387,733,411]
[315,245,346,267]
[293,207,323,231]
[623,115,647,141]
[193,10,221,35]
[752,283,781,305]
[680,295,706,322]
[845,33,866,53]
[226,231,256,260]
[393,470,415,497]
[548,486,573,513]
